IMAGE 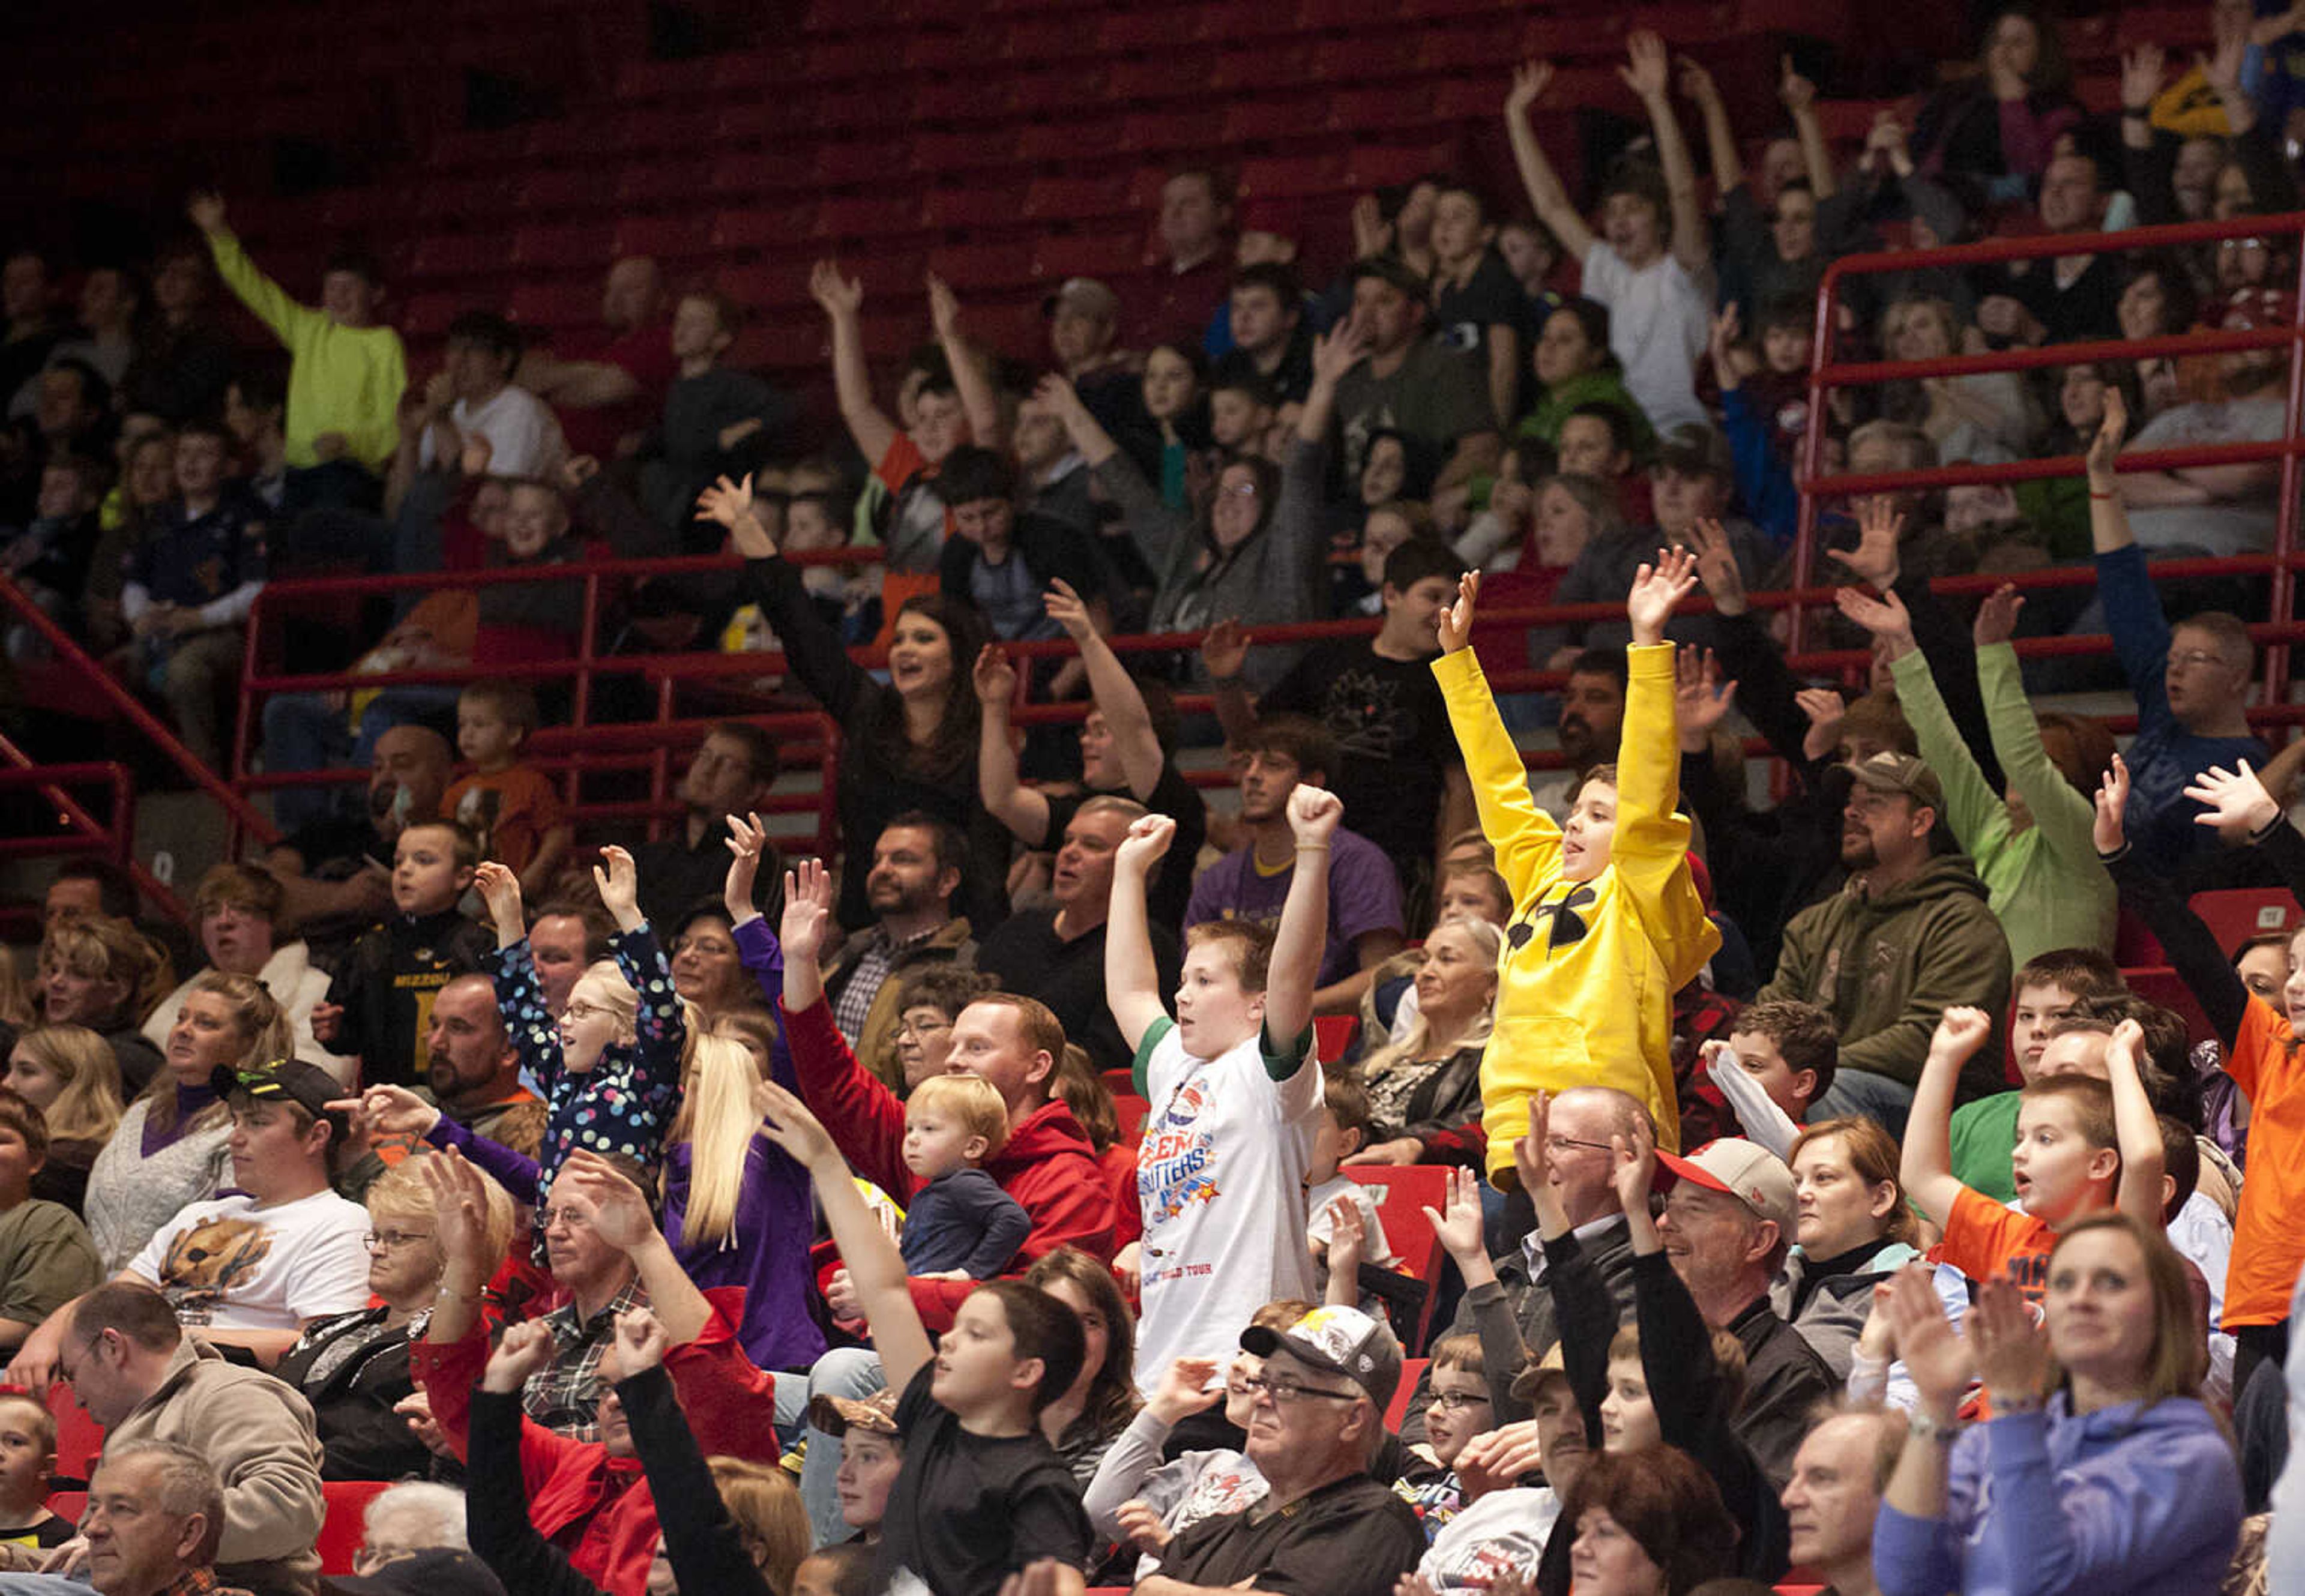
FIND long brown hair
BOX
[9,1026,122,1146]
[861,593,988,783]
[2046,1210,2205,1407]
[1023,1245,1142,1440]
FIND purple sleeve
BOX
[1326,833,1406,958]
[732,917,787,1009]
[1874,1502,1965,1596]
[422,1114,542,1206]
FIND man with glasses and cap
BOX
[1136,1305,1424,1596]
[1758,750,2013,1134]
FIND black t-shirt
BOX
[1430,251,1527,359]
[1213,322,1317,407]
[976,907,1182,1073]
[1042,761,1206,933]
[1258,640,1460,864]
[1160,1472,1426,1596]
[873,1364,1092,1596]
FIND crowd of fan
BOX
[8,1,2305,1593]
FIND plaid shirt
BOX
[830,924,932,1044]
[521,1276,648,1439]
[155,1572,238,1596]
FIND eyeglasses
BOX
[538,1206,588,1232]
[1544,1134,1615,1156]
[561,1000,611,1022]
[364,1229,435,1252]
[896,1016,952,1040]
[1429,1389,1493,1412]
[1235,1373,1359,1405]
[1219,481,1261,499]
[2166,649,2233,672]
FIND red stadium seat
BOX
[1114,1092,1152,1146]
[2187,888,2301,959]
[1023,176,1134,223]
[612,215,715,262]
[1313,1015,1360,1064]
[813,195,929,241]
[407,232,499,282]
[921,185,1033,233]
[1386,1358,1426,1430]
[1346,1166,1450,1349]
[47,1385,101,1484]
[508,279,603,334]
[316,1481,390,1575]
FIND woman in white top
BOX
[139,863,333,1077]
[85,970,292,1272]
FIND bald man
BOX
[265,724,454,935]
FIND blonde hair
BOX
[906,1073,1010,1157]
[38,917,169,1029]
[570,960,638,1038]
[369,1156,514,1274]
[8,1026,122,1146]
[706,1456,810,1596]
[0,956,31,1029]
[1358,918,1501,1085]
[146,971,292,1136]
[669,1022,761,1249]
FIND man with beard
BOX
[630,722,781,931]
[418,973,545,1158]
[1183,716,1405,1014]
[977,798,1180,1072]
[1758,751,2011,1133]
[1528,649,1626,819]
[821,815,977,1071]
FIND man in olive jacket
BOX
[1758,752,2013,1131]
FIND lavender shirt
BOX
[1181,825,1405,988]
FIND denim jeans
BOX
[1812,1068,1917,1142]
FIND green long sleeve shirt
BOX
[205,229,406,471]
[1888,640,2116,966]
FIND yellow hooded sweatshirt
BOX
[1435,641,1719,1176]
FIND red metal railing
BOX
[0,747,184,924]
[1794,210,2305,708]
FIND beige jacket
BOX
[106,1339,324,1590]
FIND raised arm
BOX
[473,861,528,953]
[1265,786,1341,1046]
[1046,579,1166,798]
[703,475,875,724]
[2103,1019,2168,1228]
[1621,31,1710,276]
[2136,757,2279,1047]
[1974,592,2099,867]
[1613,549,1711,906]
[1434,572,1563,893]
[1505,63,1599,261]
[559,1151,713,1346]
[779,858,834,1014]
[928,274,1002,451]
[1678,55,1742,199]
[1899,1006,1992,1230]
[1780,55,1837,198]
[758,1080,935,1390]
[974,643,1050,843]
[1107,815,1178,1062]
[810,260,898,466]
[188,191,312,348]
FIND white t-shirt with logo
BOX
[127,1187,372,1333]
[1416,1486,1559,1591]
[1575,242,1711,434]
[1132,1017,1322,1395]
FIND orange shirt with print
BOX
[1939,1182,2062,1304]
[2222,996,2305,1326]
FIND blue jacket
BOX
[2097,542,2266,862]
[1875,1394,2241,1596]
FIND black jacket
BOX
[273,1306,426,1481]
[319,908,495,1089]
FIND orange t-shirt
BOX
[1939,1182,2059,1303]
[2221,996,2305,1326]
[442,763,565,876]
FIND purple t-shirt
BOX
[1182,827,1405,987]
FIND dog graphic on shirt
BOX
[158,1215,274,1323]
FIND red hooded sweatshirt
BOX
[782,995,1118,1330]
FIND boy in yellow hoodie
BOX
[1432,549,1719,1178]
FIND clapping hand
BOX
[2093,751,2131,854]
[1795,687,1847,764]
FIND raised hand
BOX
[809,259,863,319]
[1626,547,1700,646]
[187,190,227,234]
[1677,55,1720,105]
[1930,1005,1993,1065]
[1309,318,1370,389]
[1043,578,1096,642]
[1620,29,1671,101]
[1795,687,1847,764]
[926,273,962,342]
[1825,496,1904,588]
[418,1144,497,1269]
[1286,783,1344,846]
[2086,387,2127,490]
[1146,1356,1225,1426]
[1973,582,2024,647]
[1352,193,1393,259]
[558,1150,657,1252]
[327,1083,440,1144]
[1969,1275,2052,1409]
[1115,812,1177,876]
[757,1077,839,1170]
[613,1305,670,1376]
[2093,751,2131,854]
[1673,646,1737,751]
[1507,60,1553,119]
[472,860,525,941]
[1833,583,1916,655]
[1779,52,1818,110]
[1609,1119,1657,1218]
[1438,571,1480,654]
[2121,41,2167,110]
[1708,303,1742,372]
[695,474,777,558]
[1686,517,1748,616]
[1199,616,1252,681]
[1324,1194,1366,1284]
[1515,1091,1555,1192]
[483,1319,558,1393]
[2185,759,2280,835]
[1424,1164,1487,1263]
[780,858,835,967]
[723,811,770,924]
[972,642,1019,707]
[592,844,643,930]
[1882,1262,1973,1416]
